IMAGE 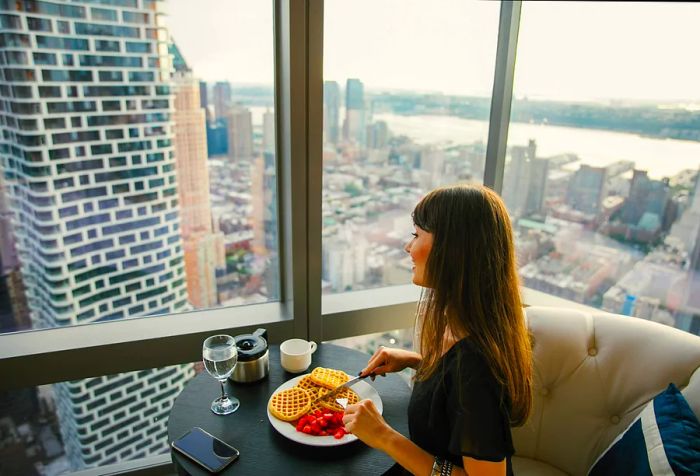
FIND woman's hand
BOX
[360,346,422,379]
[342,399,394,450]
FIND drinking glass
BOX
[203,334,240,415]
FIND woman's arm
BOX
[345,400,506,476]
[463,456,507,476]
[383,431,507,476]
[360,347,422,378]
[366,426,507,476]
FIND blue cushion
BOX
[588,383,700,476]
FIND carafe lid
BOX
[234,328,268,362]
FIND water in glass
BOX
[203,343,238,380]
[202,335,240,415]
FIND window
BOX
[0,365,198,474]
[322,0,500,294]
[4,2,698,476]
[0,0,278,471]
[502,2,700,333]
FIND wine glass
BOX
[203,335,240,415]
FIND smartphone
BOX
[171,427,240,473]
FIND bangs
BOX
[412,190,437,233]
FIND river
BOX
[374,113,700,179]
[249,107,699,179]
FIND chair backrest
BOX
[512,306,700,476]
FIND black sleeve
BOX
[446,347,512,462]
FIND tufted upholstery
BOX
[512,306,700,476]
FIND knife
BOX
[312,373,369,405]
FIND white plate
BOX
[267,373,382,446]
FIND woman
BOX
[343,184,533,476]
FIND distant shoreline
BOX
[226,84,700,144]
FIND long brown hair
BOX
[412,184,533,426]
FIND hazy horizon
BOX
[165,0,700,105]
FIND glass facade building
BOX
[0,0,193,469]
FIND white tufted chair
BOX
[511,306,700,476]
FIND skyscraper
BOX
[227,105,254,160]
[323,80,340,145]
[0,0,193,469]
[566,164,607,216]
[366,120,389,150]
[526,157,549,217]
[173,71,225,309]
[688,172,700,272]
[262,108,275,156]
[212,81,232,120]
[621,170,671,228]
[0,174,28,332]
[199,80,208,111]
[503,140,541,218]
[343,78,366,146]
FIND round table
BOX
[168,344,412,475]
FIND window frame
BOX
[0,0,529,388]
[0,1,576,473]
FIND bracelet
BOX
[430,457,453,476]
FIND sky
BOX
[164,0,700,104]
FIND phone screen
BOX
[171,427,239,473]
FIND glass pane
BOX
[0,0,276,472]
[0,0,278,337]
[322,0,500,294]
[503,2,700,334]
[0,363,199,474]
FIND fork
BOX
[335,397,348,410]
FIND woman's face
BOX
[405,225,434,287]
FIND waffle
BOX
[296,375,328,399]
[308,399,328,414]
[309,367,350,390]
[268,387,312,422]
[319,387,360,412]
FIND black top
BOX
[407,338,514,475]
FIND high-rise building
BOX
[206,118,229,156]
[212,81,232,120]
[621,170,672,228]
[0,174,28,332]
[601,170,673,244]
[323,81,340,145]
[503,140,543,218]
[526,158,549,217]
[688,172,700,272]
[419,147,445,190]
[367,121,389,150]
[0,175,19,276]
[343,78,366,146]
[262,109,275,156]
[227,105,254,160]
[168,38,188,73]
[199,80,208,111]
[173,71,225,309]
[260,110,278,300]
[0,0,193,469]
[321,222,367,292]
[345,78,364,109]
[566,164,608,216]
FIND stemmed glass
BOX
[203,335,240,415]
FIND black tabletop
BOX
[168,344,412,475]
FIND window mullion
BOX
[484,0,522,194]
[275,0,314,340]
[307,0,324,343]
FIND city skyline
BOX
[1,0,699,473]
[166,0,700,104]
